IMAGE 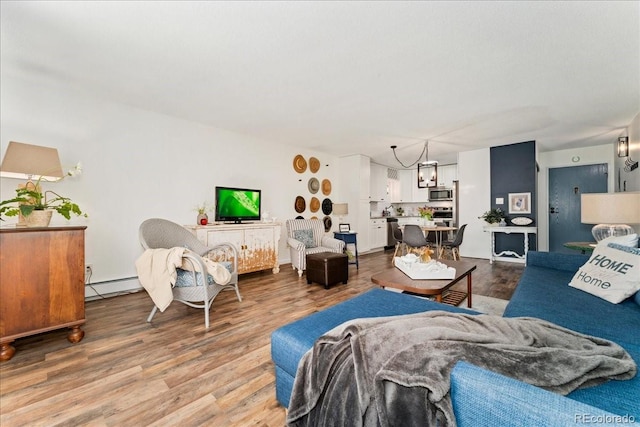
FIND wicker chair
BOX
[139,218,241,328]
[285,219,345,277]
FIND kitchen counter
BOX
[371,215,422,219]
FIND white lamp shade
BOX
[0,141,64,181]
[332,203,349,216]
[581,192,640,224]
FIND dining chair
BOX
[438,224,467,260]
[391,222,406,261]
[402,224,430,249]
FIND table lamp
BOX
[581,192,640,242]
[333,203,349,224]
[0,141,64,181]
[1,141,64,225]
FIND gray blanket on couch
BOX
[286,311,636,427]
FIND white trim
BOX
[85,277,142,300]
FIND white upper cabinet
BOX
[370,163,388,202]
[437,164,458,188]
[412,168,429,203]
[397,169,413,202]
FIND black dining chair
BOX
[391,222,406,261]
[402,224,430,250]
[438,224,467,260]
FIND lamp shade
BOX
[332,203,349,216]
[581,192,640,241]
[0,141,64,181]
[581,192,640,224]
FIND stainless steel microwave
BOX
[429,188,453,201]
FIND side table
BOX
[334,232,359,269]
[563,241,596,254]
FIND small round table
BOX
[563,241,596,254]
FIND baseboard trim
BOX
[85,277,142,300]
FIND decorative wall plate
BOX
[295,215,304,220]
[323,216,332,232]
[511,217,533,226]
[309,157,320,173]
[308,177,319,194]
[322,198,333,215]
[293,155,307,173]
[295,196,306,213]
[310,197,320,212]
[321,179,332,195]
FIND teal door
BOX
[548,164,607,253]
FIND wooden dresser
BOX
[0,226,87,361]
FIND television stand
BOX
[185,222,281,275]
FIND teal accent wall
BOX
[490,141,537,255]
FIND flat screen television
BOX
[215,186,261,223]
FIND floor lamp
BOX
[581,192,640,242]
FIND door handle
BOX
[550,207,559,214]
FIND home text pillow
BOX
[294,229,316,248]
[569,243,640,304]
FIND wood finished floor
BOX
[0,250,524,426]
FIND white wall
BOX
[614,112,640,192]
[0,74,339,292]
[457,148,491,259]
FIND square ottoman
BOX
[306,252,348,288]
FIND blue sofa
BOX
[271,251,640,424]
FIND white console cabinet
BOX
[185,223,281,274]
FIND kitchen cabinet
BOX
[186,223,281,274]
[396,169,414,202]
[1,226,87,361]
[437,164,458,188]
[388,177,401,203]
[369,218,387,249]
[397,217,421,227]
[370,163,389,202]
[412,168,430,203]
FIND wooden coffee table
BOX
[371,259,477,307]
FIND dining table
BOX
[420,225,457,258]
[399,224,457,259]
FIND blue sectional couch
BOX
[271,251,640,424]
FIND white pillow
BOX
[596,233,638,249]
[569,243,640,304]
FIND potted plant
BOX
[0,163,87,226]
[478,207,507,225]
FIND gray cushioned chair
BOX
[139,218,241,328]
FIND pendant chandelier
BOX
[390,140,438,169]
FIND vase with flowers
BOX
[0,163,87,227]
[195,202,211,225]
[417,206,435,227]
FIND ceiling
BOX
[1,1,638,167]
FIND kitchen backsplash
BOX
[370,200,453,217]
